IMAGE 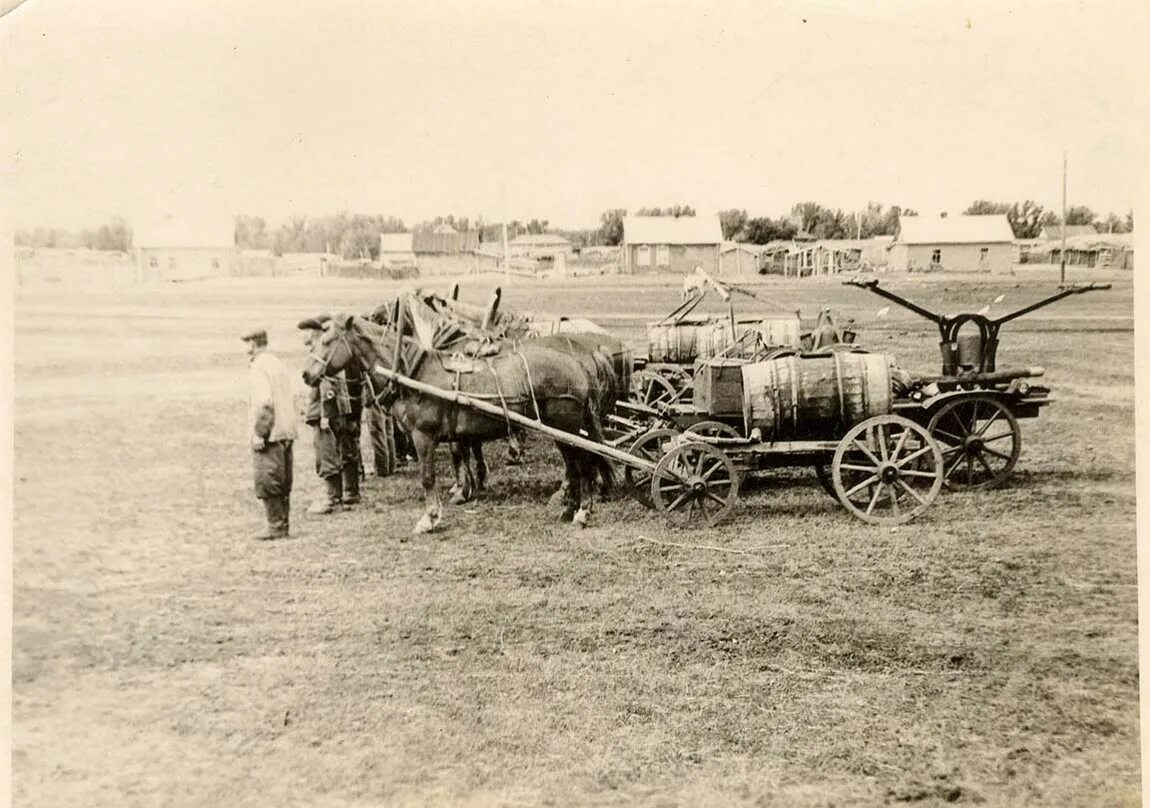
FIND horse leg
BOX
[412,431,443,535]
[448,442,474,505]
[555,444,581,522]
[471,441,488,491]
[507,431,526,465]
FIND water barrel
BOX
[741,352,893,440]
[647,316,801,363]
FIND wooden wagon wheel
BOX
[831,414,943,525]
[684,420,743,440]
[623,428,680,508]
[631,369,678,408]
[659,366,695,402]
[927,394,1021,490]
[650,442,739,528]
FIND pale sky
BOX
[1,0,1145,231]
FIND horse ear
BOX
[341,312,355,329]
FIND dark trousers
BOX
[254,440,293,499]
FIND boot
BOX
[307,475,343,515]
[254,497,290,540]
[342,465,361,506]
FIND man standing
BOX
[243,328,297,540]
[298,317,358,514]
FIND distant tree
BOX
[235,215,270,249]
[718,208,748,240]
[962,200,1049,238]
[89,217,132,251]
[1098,212,1131,234]
[16,218,132,251]
[1126,210,1134,231]
[526,218,550,235]
[597,209,626,246]
[743,216,797,244]
[963,200,1010,216]
[1064,205,1097,226]
[635,205,695,217]
[789,201,827,235]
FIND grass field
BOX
[12,267,1139,806]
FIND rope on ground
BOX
[634,535,789,555]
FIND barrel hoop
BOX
[788,355,799,438]
[832,351,846,428]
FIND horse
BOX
[681,266,707,300]
[366,300,496,504]
[302,313,608,534]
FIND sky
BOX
[1,0,1146,232]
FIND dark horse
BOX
[302,313,608,534]
[367,294,623,504]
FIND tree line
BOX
[16,202,1134,256]
[15,217,133,252]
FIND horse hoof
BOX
[449,491,467,506]
[413,515,438,534]
[559,506,576,523]
[573,508,589,529]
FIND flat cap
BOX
[240,328,268,344]
[297,313,333,331]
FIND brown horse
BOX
[302,313,607,534]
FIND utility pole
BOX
[500,183,510,284]
[1060,152,1067,284]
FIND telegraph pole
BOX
[500,183,510,284]
[1060,152,1067,284]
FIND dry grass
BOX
[13,269,1138,807]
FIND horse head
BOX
[301,313,359,387]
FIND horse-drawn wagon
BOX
[840,278,1111,490]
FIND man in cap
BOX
[243,327,297,540]
[298,315,360,513]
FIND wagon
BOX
[841,278,1111,491]
[369,343,948,528]
[630,285,804,408]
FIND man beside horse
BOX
[298,316,363,514]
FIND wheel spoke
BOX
[933,428,965,445]
[694,451,705,476]
[968,401,979,432]
[981,431,1016,444]
[981,446,1014,462]
[864,484,884,515]
[851,439,883,466]
[896,479,928,505]
[839,462,880,473]
[899,467,941,479]
[889,485,901,517]
[702,460,727,481]
[974,451,996,475]
[845,474,880,499]
[975,408,1003,437]
[888,428,910,464]
[667,489,693,512]
[895,445,933,468]
[876,425,889,462]
[705,491,729,508]
[945,453,966,479]
[658,481,687,493]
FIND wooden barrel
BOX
[741,352,893,440]
[647,316,801,363]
